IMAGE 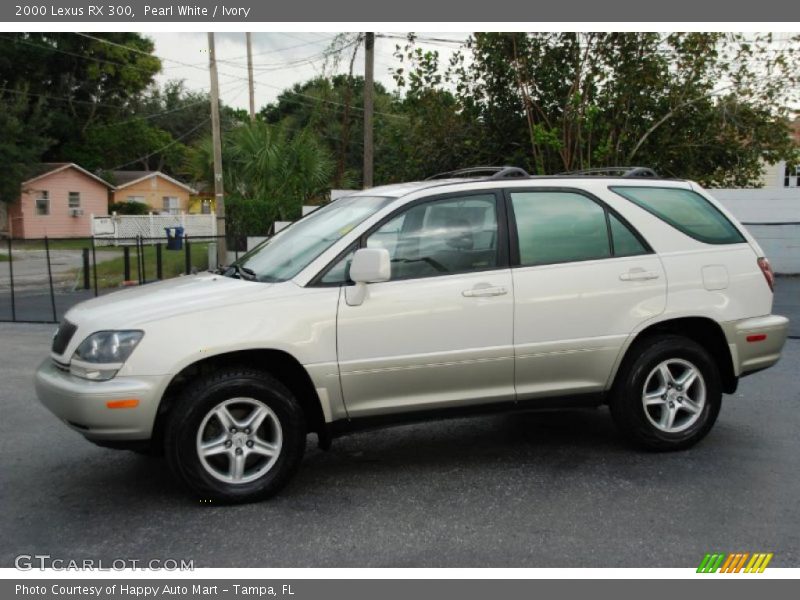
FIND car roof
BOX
[348,176,690,199]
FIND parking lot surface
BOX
[1,285,798,568]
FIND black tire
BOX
[609,334,722,451]
[164,367,306,503]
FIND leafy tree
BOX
[0,88,52,203]
[379,36,483,182]
[444,32,800,185]
[0,32,161,168]
[186,121,333,237]
[261,75,396,188]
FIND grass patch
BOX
[0,253,10,262]
[75,243,210,289]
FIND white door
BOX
[334,192,515,417]
[507,189,667,400]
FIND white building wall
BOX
[760,161,785,188]
[708,187,800,274]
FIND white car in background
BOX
[35,166,789,503]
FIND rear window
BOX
[610,186,745,245]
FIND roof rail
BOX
[425,166,531,181]
[558,166,659,178]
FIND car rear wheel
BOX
[164,368,306,503]
[610,335,722,451]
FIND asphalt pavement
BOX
[1,316,798,568]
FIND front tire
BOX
[164,368,306,503]
[610,335,722,451]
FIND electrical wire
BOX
[108,117,211,171]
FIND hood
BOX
[65,273,276,329]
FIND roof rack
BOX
[425,166,531,181]
[558,166,659,178]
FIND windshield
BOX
[230,195,394,282]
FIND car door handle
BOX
[619,269,660,281]
[462,285,508,297]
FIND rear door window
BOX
[610,186,745,245]
[510,191,611,266]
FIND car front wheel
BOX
[165,368,306,503]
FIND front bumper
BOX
[722,315,790,377]
[34,359,164,441]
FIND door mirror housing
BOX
[349,247,391,283]
[345,248,391,306]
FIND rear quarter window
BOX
[610,186,745,245]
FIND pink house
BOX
[8,163,113,239]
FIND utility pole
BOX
[246,32,255,121]
[208,32,227,266]
[362,32,374,189]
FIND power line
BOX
[86,99,208,129]
[74,32,209,74]
[218,45,346,73]
[85,80,246,130]
[253,80,407,120]
[220,33,339,62]
[109,117,211,171]
[0,33,162,77]
[0,86,139,109]
[74,31,406,120]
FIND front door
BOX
[335,191,515,418]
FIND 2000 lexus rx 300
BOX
[36,168,789,502]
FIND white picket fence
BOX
[92,213,217,245]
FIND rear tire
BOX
[610,335,721,451]
[164,367,306,503]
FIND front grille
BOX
[52,320,77,355]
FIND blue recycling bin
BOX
[165,226,184,250]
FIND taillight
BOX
[757,257,775,292]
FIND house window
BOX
[201,199,211,214]
[68,192,81,208]
[163,196,180,215]
[785,164,800,188]
[126,195,145,204]
[35,191,49,216]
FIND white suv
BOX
[35,167,789,502]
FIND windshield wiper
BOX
[218,264,258,281]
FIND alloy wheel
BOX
[641,358,706,433]
[195,397,283,484]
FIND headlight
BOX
[70,330,143,381]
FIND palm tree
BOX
[186,120,334,223]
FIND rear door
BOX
[506,187,667,400]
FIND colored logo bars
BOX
[697,553,773,573]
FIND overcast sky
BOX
[149,32,468,111]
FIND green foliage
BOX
[223,196,275,239]
[0,33,161,168]
[442,32,800,185]
[0,35,234,195]
[109,201,150,215]
[186,120,333,236]
[0,87,52,203]
[2,30,798,215]
[261,74,393,188]
[268,32,799,188]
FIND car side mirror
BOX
[345,248,391,306]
